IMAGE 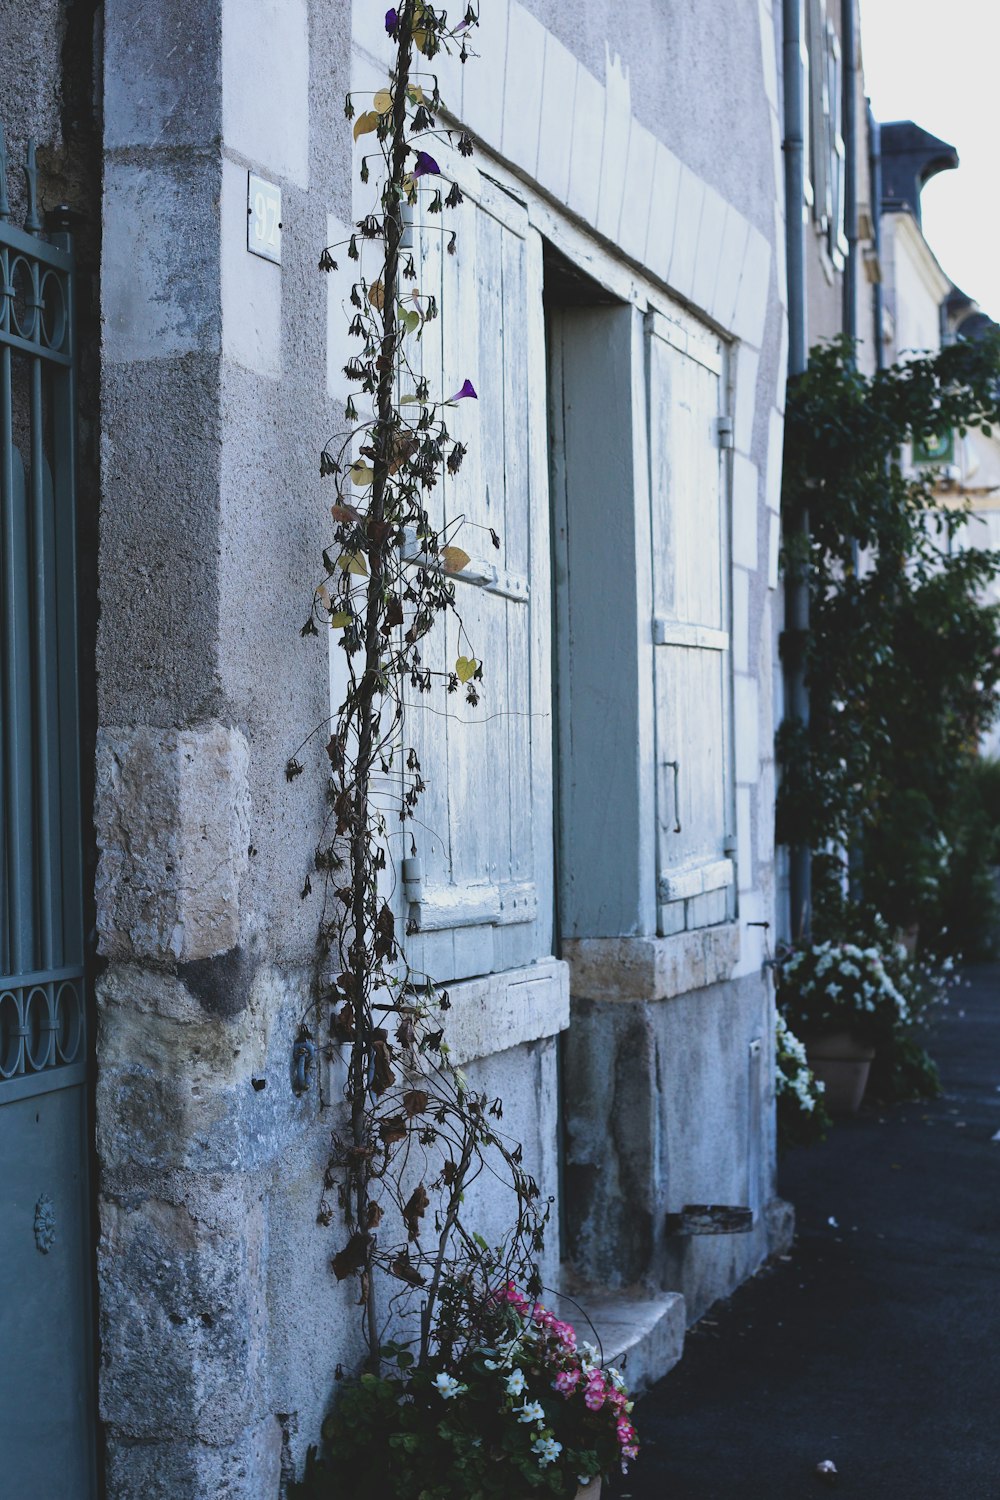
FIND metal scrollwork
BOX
[33,1193,56,1254]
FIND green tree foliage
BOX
[778,334,1000,943]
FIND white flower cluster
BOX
[775,1013,825,1115]
[782,941,910,1025]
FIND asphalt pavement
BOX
[613,964,1000,1500]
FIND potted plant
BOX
[293,1280,638,1498]
[776,940,911,1113]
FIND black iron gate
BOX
[0,126,97,1496]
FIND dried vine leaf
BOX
[367,280,385,310]
[402,1184,430,1241]
[379,1114,408,1145]
[331,502,361,523]
[366,1201,383,1228]
[372,88,393,115]
[442,546,471,573]
[374,901,396,962]
[332,1232,370,1281]
[330,1003,355,1042]
[371,1036,396,1095]
[352,110,379,140]
[390,1251,426,1287]
[403,1088,429,1117]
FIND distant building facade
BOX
[5,1,966,1495]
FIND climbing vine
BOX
[288,0,546,1376]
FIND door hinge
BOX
[716,414,734,449]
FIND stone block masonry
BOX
[95,724,251,966]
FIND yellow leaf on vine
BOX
[316,583,332,609]
[413,27,430,53]
[407,85,427,105]
[399,306,420,335]
[442,546,471,573]
[349,461,375,487]
[338,553,368,576]
[373,88,393,115]
[367,280,385,310]
[329,611,353,628]
[353,110,379,140]
[456,655,478,683]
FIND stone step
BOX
[554,1284,686,1397]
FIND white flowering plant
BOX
[776,939,911,1046]
[775,1012,830,1148]
[296,1280,637,1498]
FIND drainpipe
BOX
[868,106,885,370]
[842,0,858,349]
[782,0,811,938]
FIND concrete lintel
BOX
[563,927,741,1003]
[430,958,570,1067]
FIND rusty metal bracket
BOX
[665,1204,754,1237]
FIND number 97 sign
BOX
[247,173,282,264]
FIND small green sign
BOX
[913,429,954,465]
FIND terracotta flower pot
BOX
[805,1030,875,1115]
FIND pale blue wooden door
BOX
[399,175,553,984]
[0,132,97,1496]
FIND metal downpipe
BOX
[782,0,811,938]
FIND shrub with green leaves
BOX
[778,334,1000,946]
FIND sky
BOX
[860,0,1000,320]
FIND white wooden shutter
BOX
[646,311,734,936]
[401,172,551,983]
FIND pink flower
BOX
[584,1387,606,1412]
[551,1319,577,1351]
[553,1368,580,1396]
[492,1281,530,1315]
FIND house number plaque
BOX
[247,173,282,264]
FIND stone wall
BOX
[0,0,796,1492]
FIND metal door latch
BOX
[292,1033,317,1095]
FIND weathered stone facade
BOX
[2,0,799,1493]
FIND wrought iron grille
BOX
[0,126,84,1105]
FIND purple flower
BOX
[385,8,398,33]
[449,379,478,402]
[413,150,442,178]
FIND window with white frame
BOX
[808,0,847,267]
